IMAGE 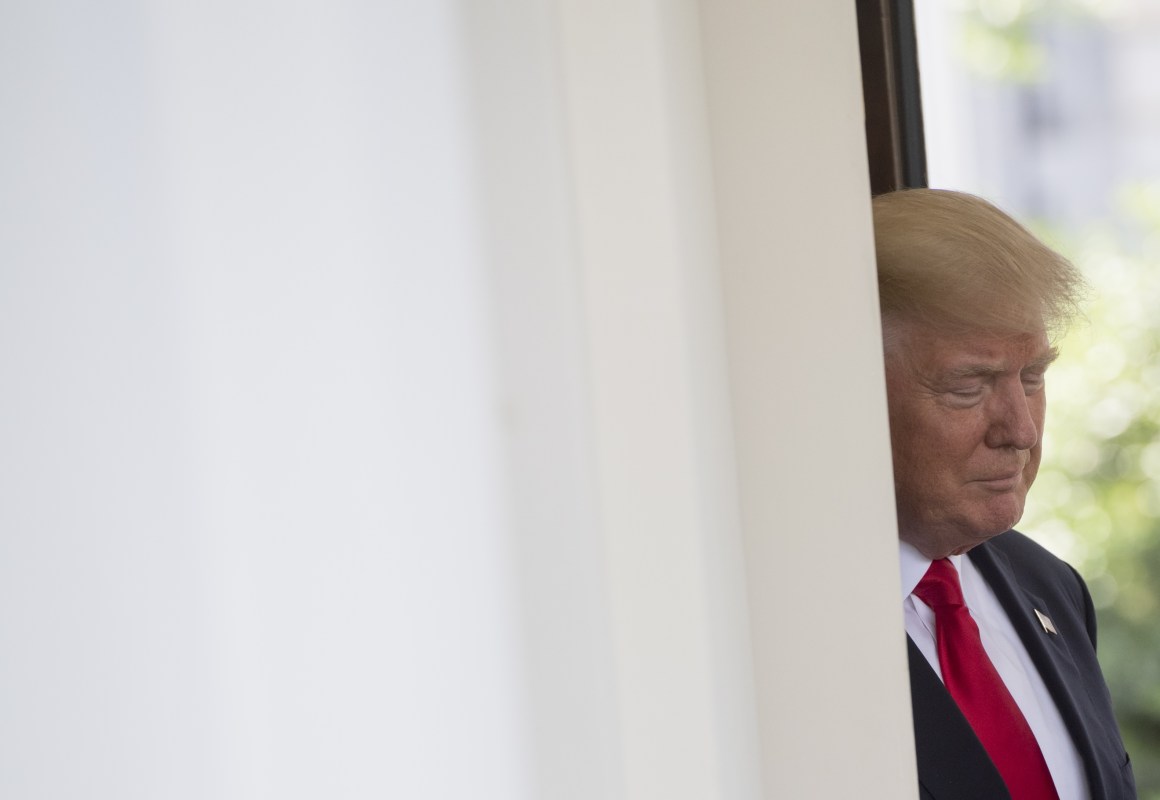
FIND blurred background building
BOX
[920,0,1160,225]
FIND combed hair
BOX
[873,189,1085,340]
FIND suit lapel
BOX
[968,543,1108,800]
[906,637,1010,799]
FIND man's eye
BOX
[1023,372,1046,390]
[949,387,983,400]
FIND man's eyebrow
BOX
[940,347,1060,380]
[942,364,1002,379]
[1026,347,1061,371]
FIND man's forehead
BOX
[919,329,1055,373]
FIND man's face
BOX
[884,322,1057,559]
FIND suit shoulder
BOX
[987,528,1070,569]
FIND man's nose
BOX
[985,382,1040,450]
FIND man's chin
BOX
[900,512,1019,560]
[969,490,1026,533]
[948,526,1007,556]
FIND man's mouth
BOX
[975,472,1022,490]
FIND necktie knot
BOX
[913,558,965,611]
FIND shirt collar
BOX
[898,539,964,599]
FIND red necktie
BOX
[913,559,1060,800]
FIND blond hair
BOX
[872,189,1085,340]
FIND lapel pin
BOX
[1034,608,1058,635]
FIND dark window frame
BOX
[857,0,928,195]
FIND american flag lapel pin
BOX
[1034,608,1058,635]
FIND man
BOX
[873,189,1136,800]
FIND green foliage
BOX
[950,0,1114,83]
[959,1,1050,82]
[1021,194,1160,796]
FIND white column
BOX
[0,1,917,798]
[557,0,763,797]
[700,1,919,797]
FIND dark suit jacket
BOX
[908,530,1136,799]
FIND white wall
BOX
[0,1,914,798]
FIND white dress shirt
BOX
[900,541,1090,800]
